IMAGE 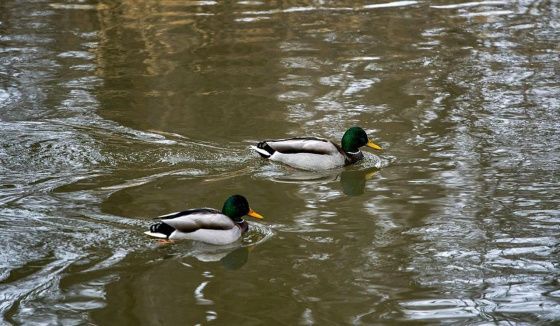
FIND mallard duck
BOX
[251,126,382,170]
[144,195,263,245]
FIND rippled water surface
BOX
[1,0,559,324]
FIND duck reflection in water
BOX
[339,168,377,196]
[271,166,378,196]
[160,241,254,270]
[220,246,251,270]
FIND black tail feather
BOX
[256,141,275,158]
[149,222,175,237]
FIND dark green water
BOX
[1,0,559,324]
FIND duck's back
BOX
[160,208,242,244]
[159,208,233,230]
[258,137,347,170]
[265,137,340,155]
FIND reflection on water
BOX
[1,0,559,324]
[152,242,254,270]
[266,166,380,196]
[340,168,377,196]
[220,246,251,270]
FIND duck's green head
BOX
[222,195,264,222]
[341,126,382,153]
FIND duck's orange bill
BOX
[366,140,382,150]
[248,209,264,219]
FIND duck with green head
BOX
[145,195,263,245]
[251,127,382,170]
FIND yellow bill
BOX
[366,140,382,150]
[248,208,264,219]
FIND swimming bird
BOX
[251,126,382,170]
[145,195,263,245]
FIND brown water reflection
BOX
[0,0,559,324]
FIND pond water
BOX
[1,0,559,324]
